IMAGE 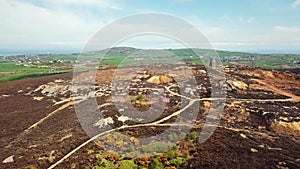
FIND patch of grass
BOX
[142,142,172,153]
[119,160,138,169]
[189,58,204,64]
[186,131,199,141]
[136,94,144,101]
[169,157,185,168]
[183,151,190,159]
[0,61,71,82]
[128,145,135,152]
[166,150,179,160]
[168,133,178,142]
[149,159,164,169]
[0,71,70,82]
[179,132,186,140]
[88,135,195,169]
[92,159,117,169]
[87,150,94,155]
[131,94,145,102]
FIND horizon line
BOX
[1,47,300,56]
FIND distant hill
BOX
[1,47,299,82]
[86,47,300,69]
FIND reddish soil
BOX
[0,65,299,169]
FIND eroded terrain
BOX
[0,65,300,169]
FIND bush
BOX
[183,151,190,159]
[166,150,179,160]
[102,151,120,161]
[168,134,174,141]
[119,160,138,169]
[187,131,199,141]
[129,145,135,152]
[149,159,164,169]
[179,132,186,140]
[136,94,144,101]
[142,142,171,153]
[169,157,184,168]
[93,159,116,169]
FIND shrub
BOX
[136,94,144,101]
[179,132,186,140]
[142,142,172,153]
[169,157,184,168]
[183,151,190,159]
[149,159,164,169]
[87,150,94,155]
[129,145,135,152]
[93,159,116,169]
[187,131,199,141]
[168,134,175,141]
[165,150,179,160]
[102,151,120,161]
[119,160,138,169]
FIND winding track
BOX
[47,77,299,168]
[3,74,296,168]
[252,79,300,102]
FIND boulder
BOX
[33,97,44,101]
[159,75,172,84]
[264,71,275,78]
[2,155,14,163]
[227,80,248,91]
[54,79,64,83]
[198,70,207,74]
[250,148,258,153]
[240,133,247,139]
[147,76,160,85]
[146,75,172,85]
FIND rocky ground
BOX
[0,64,299,169]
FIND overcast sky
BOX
[1,0,300,54]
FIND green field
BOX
[1,48,299,82]
[0,61,70,82]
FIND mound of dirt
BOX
[146,75,172,85]
[271,121,300,135]
[34,81,71,97]
[227,79,248,91]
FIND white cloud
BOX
[238,17,255,23]
[44,0,122,10]
[274,26,300,33]
[220,15,230,22]
[193,23,300,51]
[292,0,300,8]
[0,0,116,50]
[246,17,255,23]
[0,0,299,53]
[198,20,299,52]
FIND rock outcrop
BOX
[146,75,172,85]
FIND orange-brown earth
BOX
[0,65,299,169]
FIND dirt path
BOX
[12,79,297,168]
[49,82,295,168]
[252,79,300,102]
